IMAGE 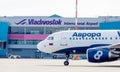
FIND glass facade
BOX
[9,27,25,34]
[8,40,41,45]
[9,26,98,34]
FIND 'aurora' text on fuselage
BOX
[72,32,101,38]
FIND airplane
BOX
[37,30,120,66]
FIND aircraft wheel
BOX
[64,61,69,66]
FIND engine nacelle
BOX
[87,48,118,63]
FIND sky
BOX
[0,0,120,17]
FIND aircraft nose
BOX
[37,41,43,51]
[37,41,46,53]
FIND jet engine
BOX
[87,48,119,63]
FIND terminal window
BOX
[9,27,24,34]
[26,27,44,34]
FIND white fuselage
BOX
[37,30,120,54]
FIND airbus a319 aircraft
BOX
[37,30,120,66]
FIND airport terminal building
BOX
[0,14,120,58]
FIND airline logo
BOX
[72,32,101,38]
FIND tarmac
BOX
[0,59,120,72]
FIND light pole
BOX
[73,0,80,60]
[75,0,78,30]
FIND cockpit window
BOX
[47,36,54,40]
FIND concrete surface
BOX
[0,59,120,72]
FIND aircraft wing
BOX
[92,43,120,49]
[109,43,120,48]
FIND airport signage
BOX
[15,18,98,26]
[64,22,98,26]
[15,19,62,25]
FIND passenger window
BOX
[110,37,112,40]
[99,38,101,40]
[102,37,104,40]
[95,38,97,40]
[48,36,54,40]
[82,38,84,40]
[76,38,78,40]
[73,38,75,40]
[79,38,81,40]
[105,37,107,40]
[89,38,91,40]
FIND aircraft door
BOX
[60,32,68,47]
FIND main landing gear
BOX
[64,53,70,66]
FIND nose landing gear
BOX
[64,61,69,66]
[64,53,70,66]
